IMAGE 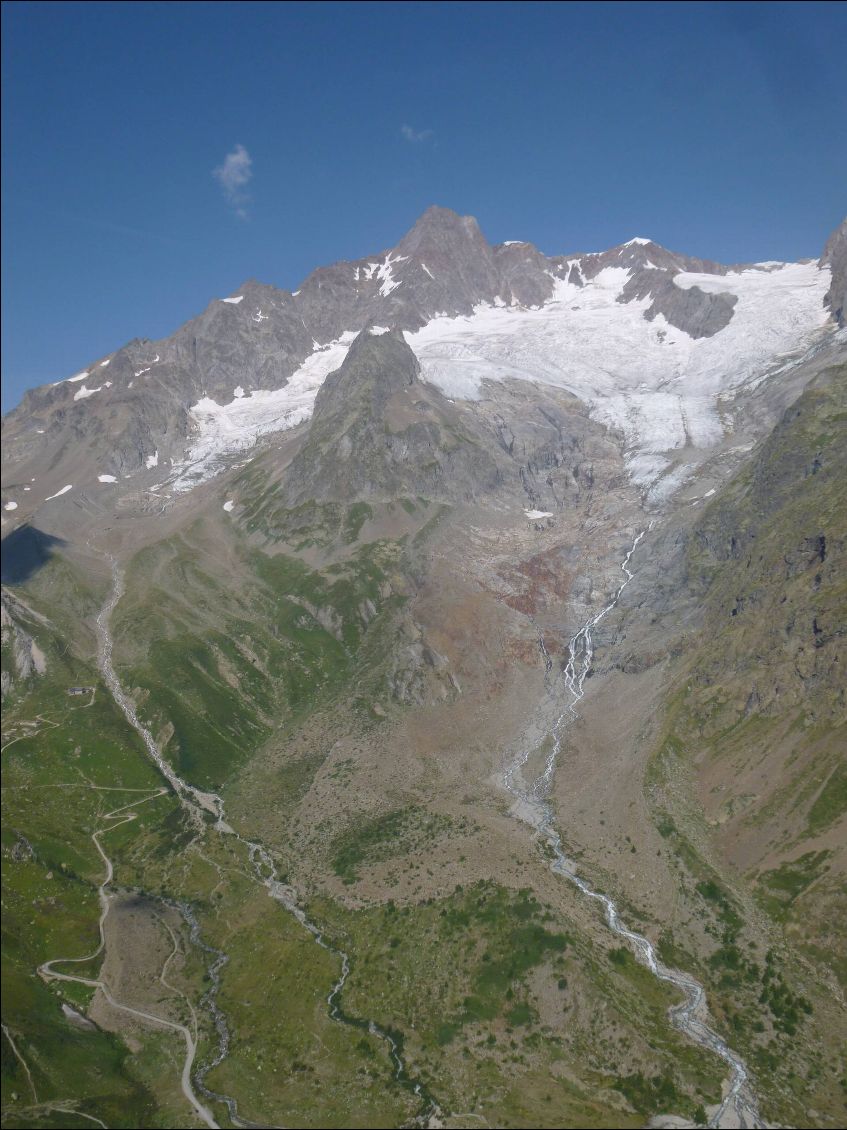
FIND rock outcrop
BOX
[283,328,502,505]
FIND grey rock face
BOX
[551,238,742,338]
[2,206,836,504]
[821,217,847,326]
[392,206,502,313]
[3,286,318,476]
[617,268,737,338]
[1,590,47,698]
[283,329,502,506]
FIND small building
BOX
[67,686,93,696]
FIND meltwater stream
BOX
[96,559,439,1129]
[503,531,766,1130]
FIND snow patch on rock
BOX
[376,253,407,297]
[73,383,105,401]
[171,331,359,491]
[44,484,73,501]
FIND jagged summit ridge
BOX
[1,208,842,521]
[395,204,486,254]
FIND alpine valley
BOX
[2,206,845,1130]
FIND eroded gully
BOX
[47,560,439,1130]
[503,529,766,1130]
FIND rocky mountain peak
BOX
[312,327,419,418]
[281,326,500,506]
[392,205,500,312]
[2,210,842,527]
[396,205,486,257]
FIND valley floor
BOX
[2,363,845,1130]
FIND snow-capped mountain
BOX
[3,208,846,1130]
[2,207,845,519]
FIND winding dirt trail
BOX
[2,1021,39,1103]
[503,529,766,1130]
[37,787,219,1128]
[2,1019,110,1130]
[88,557,439,1128]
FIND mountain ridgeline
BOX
[2,208,846,1130]
[4,207,844,492]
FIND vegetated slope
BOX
[2,213,845,1130]
[1,553,182,1128]
[109,506,444,793]
[2,501,733,1129]
[672,363,845,965]
[644,363,846,1122]
[0,551,424,1129]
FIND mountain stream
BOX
[502,530,766,1130]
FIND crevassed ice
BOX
[170,331,358,491]
[406,261,831,488]
[166,261,831,497]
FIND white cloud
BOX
[401,124,434,144]
[213,143,253,218]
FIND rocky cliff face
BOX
[0,591,47,697]
[282,328,502,505]
[821,217,847,326]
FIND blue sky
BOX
[2,0,845,410]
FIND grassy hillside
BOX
[645,364,847,1123]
